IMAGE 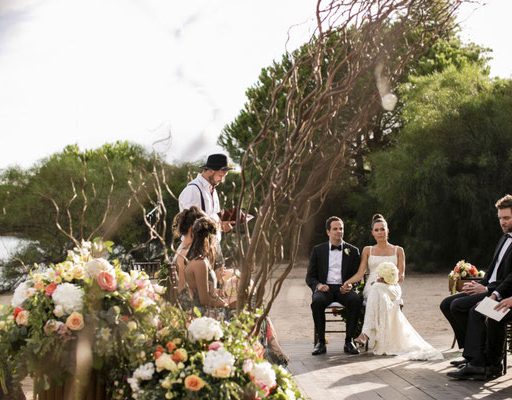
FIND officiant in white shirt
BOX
[178,153,234,268]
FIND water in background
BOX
[0,236,25,261]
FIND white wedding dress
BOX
[361,247,443,360]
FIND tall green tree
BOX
[219,30,490,251]
[370,65,512,270]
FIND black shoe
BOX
[487,364,503,379]
[449,358,467,367]
[312,342,326,355]
[447,363,486,380]
[344,341,360,355]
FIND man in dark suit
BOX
[306,216,362,355]
[441,194,512,377]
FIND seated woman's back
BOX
[185,256,227,308]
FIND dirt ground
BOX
[268,266,452,350]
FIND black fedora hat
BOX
[201,153,234,171]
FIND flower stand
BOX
[34,371,107,400]
[448,276,481,294]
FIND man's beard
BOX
[207,175,219,187]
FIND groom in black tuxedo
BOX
[306,216,362,355]
[441,194,512,377]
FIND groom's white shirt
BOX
[326,241,343,284]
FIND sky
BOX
[0,0,510,170]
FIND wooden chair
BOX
[131,260,160,279]
[314,302,346,345]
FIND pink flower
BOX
[208,341,224,351]
[97,271,117,292]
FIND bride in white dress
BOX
[342,214,442,361]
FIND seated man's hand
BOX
[494,297,512,312]
[462,281,487,295]
[340,283,352,294]
[316,283,329,292]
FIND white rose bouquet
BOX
[376,261,399,285]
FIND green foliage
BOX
[370,65,512,270]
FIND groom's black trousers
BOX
[311,284,363,344]
[440,291,488,349]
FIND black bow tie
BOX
[331,244,342,251]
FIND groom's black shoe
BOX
[343,341,360,355]
[449,358,467,367]
[312,342,326,355]
[447,363,486,380]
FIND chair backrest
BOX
[131,261,160,279]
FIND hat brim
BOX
[201,164,234,171]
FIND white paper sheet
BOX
[475,296,511,322]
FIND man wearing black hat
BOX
[178,154,234,260]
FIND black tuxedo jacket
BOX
[481,234,512,298]
[305,241,361,292]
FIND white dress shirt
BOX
[326,242,343,284]
[489,235,512,284]
[178,174,222,242]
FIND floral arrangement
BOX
[0,239,304,399]
[376,261,399,285]
[448,260,485,280]
[113,308,304,400]
[0,238,166,394]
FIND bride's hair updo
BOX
[371,213,388,229]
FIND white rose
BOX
[203,348,235,378]
[84,258,114,279]
[11,281,33,308]
[250,361,276,388]
[52,283,84,314]
[188,317,223,342]
[53,304,65,317]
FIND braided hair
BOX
[186,217,217,265]
[172,206,205,238]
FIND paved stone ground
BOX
[269,268,512,400]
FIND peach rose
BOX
[15,310,29,326]
[165,341,176,352]
[97,271,117,292]
[65,311,85,331]
[171,348,188,363]
[184,375,206,391]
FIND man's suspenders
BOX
[188,183,205,211]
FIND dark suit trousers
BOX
[484,311,512,366]
[311,284,363,344]
[440,291,488,349]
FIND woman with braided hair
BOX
[184,217,230,316]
